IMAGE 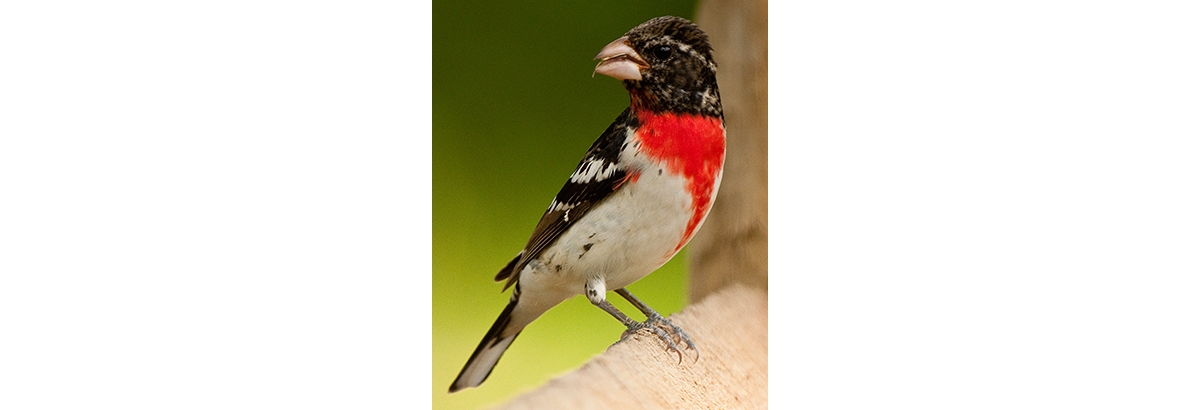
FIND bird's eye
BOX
[651,45,673,60]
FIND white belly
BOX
[518,165,694,299]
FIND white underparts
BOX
[514,127,696,304]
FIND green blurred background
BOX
[432,1,702,409]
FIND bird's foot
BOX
[618,314,697,363]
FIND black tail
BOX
[448,295,522,392]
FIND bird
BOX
[449,15,725,393]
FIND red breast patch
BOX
[633,110,726,252]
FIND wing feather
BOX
[495,109,639,290]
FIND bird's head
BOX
[593,16,721,116]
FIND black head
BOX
[594,16,722,117]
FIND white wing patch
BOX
[568,158,619,183]
[548,199,579,213]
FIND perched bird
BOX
[449,16,725,393]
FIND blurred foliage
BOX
[433,1,701,409]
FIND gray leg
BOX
[615,288,698,356]
[592,298,639,328]
[586,279,687,360]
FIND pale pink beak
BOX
[593,36,647,81]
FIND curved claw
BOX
[645,314,697,363]
[617,314,698,363]
[619,321,684,361]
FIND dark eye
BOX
[651,45,673,60]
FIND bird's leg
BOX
[586,278,683,359]
[615,288,697,357]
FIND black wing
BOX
[495,108,639,290]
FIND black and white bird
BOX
[449,16,725,393]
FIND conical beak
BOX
[593,37,647,81]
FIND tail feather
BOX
[449,295,522,392]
